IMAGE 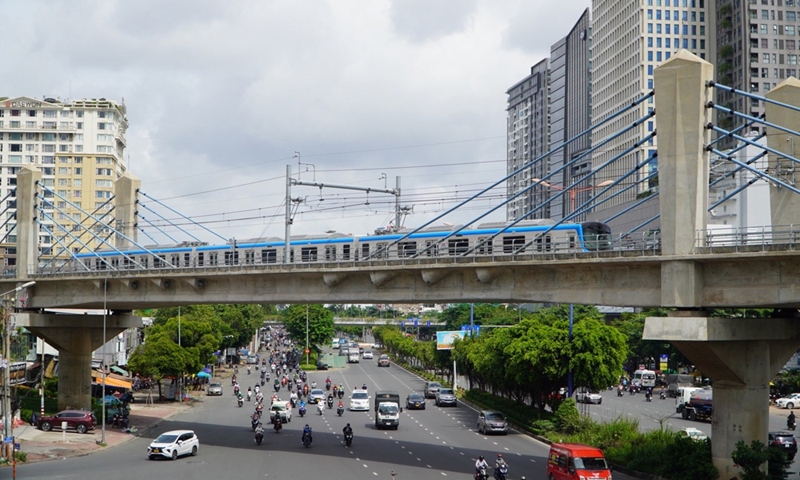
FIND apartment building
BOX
[589,0,714,235]
[0,96,127,269]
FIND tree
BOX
[282,305,334,350]
[128,333,194,399]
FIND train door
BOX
[476,237,493,255]
[342,244,351,260]
[261,249,277,264]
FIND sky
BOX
[3,0,591,244]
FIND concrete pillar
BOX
[644,313,800,478]
[16,166,42,280]
[114,172,141,249]
[764,77,800,227]
[18,312,142,411]
[653,49,713,256]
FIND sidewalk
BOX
[14,396,194,464]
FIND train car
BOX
[58,220,611,273]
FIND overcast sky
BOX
[4,0,591,243]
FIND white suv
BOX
[362,351,373,359]
[349,390,370,411]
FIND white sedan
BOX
[148,430,199,460]
[776,393,800,409]
[362,351,373,359]
[349,390,370,411]
[575,390,603,404]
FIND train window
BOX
[301,247,318,262]
[361,243,370,260]
[224,250,239,265]
[569,235,576,249]
[154,255,166,268]
[342,245,351,260]
[140,256,149,268]
[171,254,180,266]
[208,253,218,266]
[398,241,416,258]
[96,258,106,270]
[261,249,277,264]
[245,250,254,264]
[122,257,132,269]
[375,243,388,259]
[425,241,438,257]
[502,235,525,254]
[111,258,119,269]
[324,246,335,261]
[448,238,468,255]
[183,253,191,267]
[197,252,204,266]
[477,237,493,255]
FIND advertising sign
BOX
[436,331,467,350]
[659,354,669,372]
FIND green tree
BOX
[128,333,193,399]
[282,304,334,350]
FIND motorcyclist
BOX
[247,387,252,401]
[494,453,508,479]
[327,394,334,409]
[362,383,368,390]
[290,390,298,407]
[234,383,240,395]
[338,384,344,399]
[789,410,796,429]
[302,424,313,444]
[247,365,251,375]
[311,381,317,389]
[317,402,325,415]
[475,455,489,478]
[343,422,353,443]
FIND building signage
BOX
[4,100,42,108]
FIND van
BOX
[547,443,612,480]
[632,369,656,390]
[348,351,360,363]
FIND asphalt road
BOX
[14,352,578,480]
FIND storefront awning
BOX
[91,371,132,390]
[110,366,129,377]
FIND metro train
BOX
[60,219,612,273]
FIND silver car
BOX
[435,388,457,407]
[477,411,508,435]
[308,388,326,404]
[207,383,223,396]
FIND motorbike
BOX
[645,392,652,402]
[317,403,325,415]
[274,384,280,393]
[327,398,334,409]
[326,381,331,391]
[302,432,312,448]
[299,405,306,417]
[252,417,260,431]
[617,388,623,397]
[475,466,489,480]
[291,397,297,408]
[660,391,667,400]
[494,463,508,480]
[788,419,796,431]
[274,419,283,432]
[255,430,264,445]
[247,366,251,375]
[337,406,344,416]
[344,431,353,447]
[247,391,252,402]
[338,389,344,399]
[238,397,243,407]
[234,386,240,396]
[261,379,265,387]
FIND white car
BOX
[678,427,708,442]
[575,389,603,404]
[362,351,373,359]
[270,402,292,423]
[148,430,199,460]
[777,393,800,409]
[349,390,370,411]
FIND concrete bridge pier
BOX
[644,313,800,477]
[16,312,142,411]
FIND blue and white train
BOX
[61,219,612,272]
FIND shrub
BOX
[531,420,556,434]
[554,398,582,433]
[732,440,770,480]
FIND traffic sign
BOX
[3,436,12,444]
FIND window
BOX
[9,144,21,152]
[76,122,83,129]
[74,145,83,153]
[97,123,106,130]
[43,110,56,118]
[96,168,111,176]
[58,167,70,175]
[74,167,82,175]
[789,11,797,21]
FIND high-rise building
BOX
[715,0,798,149]
[506,9,593,222]
[589,0,715,235]
[0,96,127,269]
[506,59,550,221]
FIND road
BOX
[15,350,592,480]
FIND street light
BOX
[305,305,309,366]
[2,280,35,468]
[531,178,613,214]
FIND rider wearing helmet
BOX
[475,455,489,474]
[302,424,313,444]
[495,453,507,468]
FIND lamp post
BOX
[2,280,35,468]
[305,305,309,366]
[531,178,613,215]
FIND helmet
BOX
[346,423,351,427]
[497,454,502,458]
[305,424,309,428]
[479,456,484,460]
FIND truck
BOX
[374,391,401,430]
[680,388,712,421]
[666,374,696,398]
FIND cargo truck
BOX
[680,388,712,421]
[374,391,401,429]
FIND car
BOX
[378,354,391,367]
[147,430,199,460]
[406,392,426,410]
[349,390,370,411]
[339,347,349,357]
[269,402,292,423]
[207,383,223,396]
[362,351,374,359]
[776,393,800,409]
[769,431,798,460]
[677,427,708,442]
[477,410,508,435]
[575,389,603,404]
[315,361,329,370]
[247,355,258,364]
[308,388,326,404]
[424,381,442,399]
[435,388,457,407]
[359,346,365,354]
[38,410,96,434]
